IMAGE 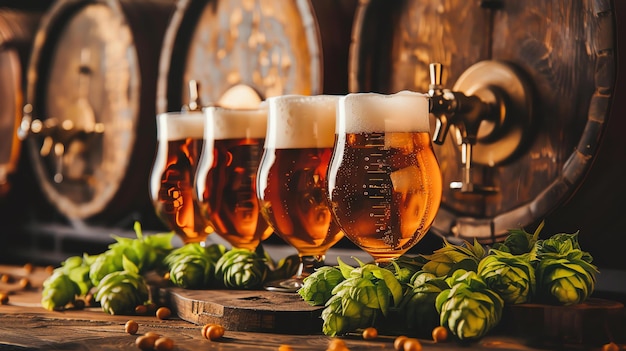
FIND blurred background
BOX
[0,0,624,301]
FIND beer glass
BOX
[195,106,272,251]
[327,91,442,264]
[257,95,344,292]
[149,111,214,245]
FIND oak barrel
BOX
[21,0,176,223]
[156,0,357,113]
[350,0,625,269]
[0,5,47,199]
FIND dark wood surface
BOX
[0,265,623,350]
[165,288,324,335]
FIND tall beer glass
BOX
[328,91,442,264]
[257,95,344,292]
[149,111,214,245]
[195,106,272,251]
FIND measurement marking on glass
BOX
[365,134,391,234]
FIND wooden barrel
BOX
[350,0,625,269]
[20,0,176,224]
[0,6,47,199]
[156,0,357,113]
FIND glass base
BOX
[263,278,304,293]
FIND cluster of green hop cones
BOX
[41,221,300,315]
[164,243,299,290]
[41,222,173,315]
[297,221,599,342]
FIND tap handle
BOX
[433,113,450,145]
[429,62,449,144]
[183,80,201,112]
[429,63,443,88]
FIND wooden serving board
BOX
[502,298,626,348]
[162,287,324,335]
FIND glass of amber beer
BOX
[327,91,442,264]
[195,105,272,251]
[257,95,344,292]
[149,111,214,245]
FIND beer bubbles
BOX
[149,111,214,245]
[195,105,272,251]
[327,91,442,264]
[257,95,344,292]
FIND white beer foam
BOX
[337,91,430,133]
[266,95,339,149]
[157,111,205,140]
[205,106,267,140]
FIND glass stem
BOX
[297,255,326,279]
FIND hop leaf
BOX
[107,222,175,273]
[386,256,424,285]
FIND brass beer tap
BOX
[428,61,533,194]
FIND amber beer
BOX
[195,106,272,251]
[328,92,442,263]
[150,112,213,244]
[257,95,344,278]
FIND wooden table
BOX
[0,265,623,351]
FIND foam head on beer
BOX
[204,105,268,140]
[337,90,430,134]
[157,111,206,141]
[265,94,339,149]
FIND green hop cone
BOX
[321,278,379,336]
[535,255,598,305]
[41,271,80,311]
[94,269,149,315]
[164,243,225,268]
[319,259,403,337]
[89,251,124,287]
[420,239,486,277]
[493,221,543,255]
[55,255,94,296]
[214,248,268,289]
[298,266,345,306]
[398,271,450,336]
[94,257,149,315]
[169,253,215,289]
[533,231,598,305]
[534,232,594,263]
[164,243,222,289]
[478,250,535,304]
[435,270,504,341]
